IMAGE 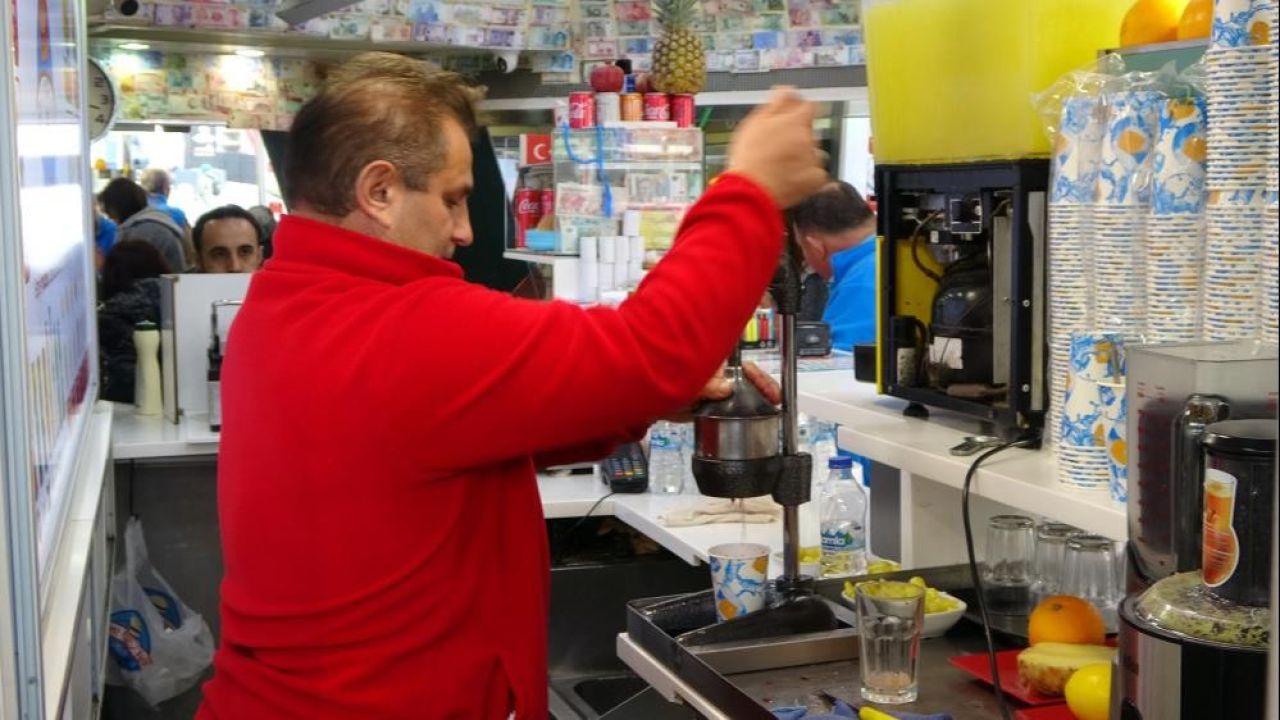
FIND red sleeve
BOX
[389,174,783,471]
[532,424,649,469]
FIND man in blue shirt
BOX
[140,168,191,229]
[789,181,877,351]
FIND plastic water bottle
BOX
[820,455,868,577]
[678,423,697,493]
[649,421,685,494]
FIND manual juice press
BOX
[677,231,841,645]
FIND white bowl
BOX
[772,551,820,578]
[840,587,968,639]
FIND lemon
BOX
[1064,662,1112,720]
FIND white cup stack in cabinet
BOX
[552,125,704,303]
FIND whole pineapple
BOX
[651,0,706,95]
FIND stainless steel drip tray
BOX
[625,566,976,720]
[687,624,861,675]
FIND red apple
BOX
[634,72,653,94]
[589,64,625,93]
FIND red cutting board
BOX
[1015,705,1075,719]
[947,649,1063,707]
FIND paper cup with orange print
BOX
[1152,96,1208,215]
[708,543,770,622]
[1097,91,1162,207]
[1098,381,1129,504]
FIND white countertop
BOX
[795,371,1127,541]
[110,404,219,460]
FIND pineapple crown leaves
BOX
[651,0,699,28]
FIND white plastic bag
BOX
[106,517,214,707]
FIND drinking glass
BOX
[984,515,1036,614]
[1062,534,1121,631]
[854,581,925,704]
[1033,522,1084,600]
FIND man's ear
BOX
[352,160,402,229]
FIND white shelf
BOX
[795,372,1127,541]
[555,161,703,171]
[110,404,219,460]
[504,250,579,265]
[483,86,870,114]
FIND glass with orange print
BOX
[1201,469,1239,588]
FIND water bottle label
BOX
[821,524,865,552]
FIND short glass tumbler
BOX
[984,515,1037,614]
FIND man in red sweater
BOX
[198,52,826,719]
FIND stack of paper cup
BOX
[1098,381,1129,504]
[1204,189,1270,340]
[1047,96,1105,446]
[1058,332,1124,490]
[1263,201,1279,343]
[1095,91,1160,337]
[1147,97,1208,342]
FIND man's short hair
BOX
[97,178,150,223]
[285,52,484,217]
[789,181,875,234]
[193,205,265,253]
[140,168,171,196]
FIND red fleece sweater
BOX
[196,175,783,719]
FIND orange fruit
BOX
[1028,596,1107,646]
[1177,0,1212,39]
[1121,0,1187,47]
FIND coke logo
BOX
[569,104,589,119]
[517,198,541,214]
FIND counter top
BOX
[110,404,219,460]
[795,372,1127,541]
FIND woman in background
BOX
[97,240,169,403]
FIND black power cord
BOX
[553,491,617,565]
[961,435,1040,720]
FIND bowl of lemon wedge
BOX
[842,575,967,639]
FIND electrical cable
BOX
[554,491,618,564]
[909,210,944,283]
[961,436,1040,720]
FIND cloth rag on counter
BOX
[658,497,782,527]
[772,699,855,720]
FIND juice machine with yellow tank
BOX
[873,161,1049,434]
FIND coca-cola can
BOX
[568,91,596,129]
[514,187,542,247]
[541,188,556,217]
[671,94,695,128]
[620,93,643,122]
[595,92,621,125]
[643,93,670,122]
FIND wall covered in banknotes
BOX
[95,0,863,94]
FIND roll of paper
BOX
[578,256,599,301]
[579,236,599,263]
[598,262,616,291]
[629,261,646,283]
[599,235,617,263]
[622,210,642,237]
[629,235,646,263]
[613,259,630,288]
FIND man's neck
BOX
[292,206,388,243]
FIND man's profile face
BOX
[801,227,869,280]
[200,217,263,274]
[389,119,475,259]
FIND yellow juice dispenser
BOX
[863,0,1129,165]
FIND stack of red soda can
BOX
[513,179,556,248]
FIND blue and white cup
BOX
[1098,91,1162,206]
[1098,382,1129,504]
[1152,97,1208,215]
[708,543,770,622]
[1213,0,1255,47]
[1052,96,1106,205]
[1069,332,1125,383]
